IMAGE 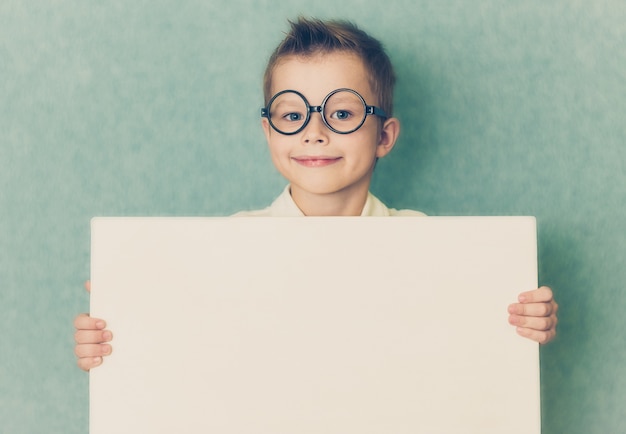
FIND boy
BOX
[74,17,558,371]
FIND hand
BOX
[74,281,113,371]
[508,286,558,344]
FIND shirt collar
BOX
[268,185,391,217]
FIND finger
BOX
[85,280,91,293]
[74,313,106,331]
[508,301,557,317]
[74,343,113,359]
[509,313,557,331]
[74,329,113,345]
[515,326,556,345]
[77,356,103,371]
[517,286,553,303]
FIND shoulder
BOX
[388,208,427,217]
[232,208,273,217]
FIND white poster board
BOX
[90,217,540,434]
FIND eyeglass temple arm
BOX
[366,106,387,118]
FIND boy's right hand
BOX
[74,281,113,371]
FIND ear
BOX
[261,118,272,144]
[375,117,400,159]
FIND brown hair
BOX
[263,17,396,116]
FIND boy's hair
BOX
[263,17,396,116]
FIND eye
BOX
[331,110,352,120]
[283,112,304,122]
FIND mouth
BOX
[291,156,342,167]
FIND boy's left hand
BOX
[508,286,558,344]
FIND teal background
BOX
[1,1,624,433]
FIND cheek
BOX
[351,130,381,159]
[267,137,291,161]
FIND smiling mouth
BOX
[292,156,342,167]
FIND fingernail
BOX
[518,295,527,303]
[102,345,111,355]
[93,357,102,365]
[96,320,106,329]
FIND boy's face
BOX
[262,51,399,207]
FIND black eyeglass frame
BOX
[260,88,388,135]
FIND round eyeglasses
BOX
[261,88,388,135]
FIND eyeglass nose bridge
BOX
[300,105,330,136]
[291,106,327,140]
[307,105,326,126]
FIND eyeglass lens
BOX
[268,90,367,134]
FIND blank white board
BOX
[90,217,540,434]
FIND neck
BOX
[290,185,370,216]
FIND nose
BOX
[302,111,328,145]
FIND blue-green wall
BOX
[1,1,624,433]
